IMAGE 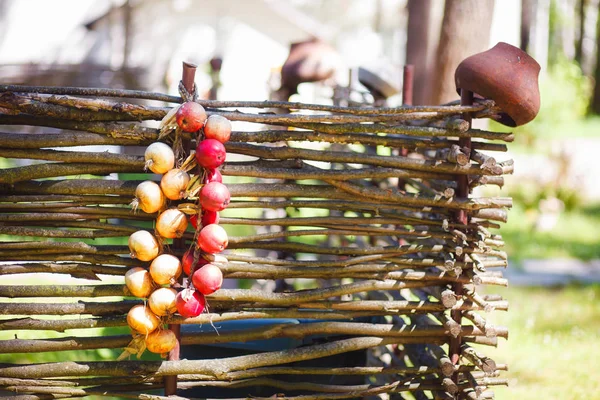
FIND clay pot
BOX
[280,38,340,95]
[455,42,541,127]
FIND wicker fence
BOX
[0,46,537,399]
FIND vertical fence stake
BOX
[164,61,197,397]
[450,88,473,377]
[397,65,414,193]
[402,65,414,106]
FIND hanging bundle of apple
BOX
[122,100,232,357]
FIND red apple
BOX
[192,263,223,295]
[176,289,206,318]
[203,115,232,143]
[203,168,223,184]
[176,102,207,133]
[200,181,230,212]
[201,210,219,227]
[181,249,209,276]
[196,139,226,169]
[197,224,228,254]
[189,214,198,230]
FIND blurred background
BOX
[0,0,599,398]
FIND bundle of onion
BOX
[123,106,234,357]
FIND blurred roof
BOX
[0,63,145,88]
[84,0,331,45]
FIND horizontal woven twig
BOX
[0,180,512,210]
[0,302,508,332]
[0,322,508,353]
[0,84,493,113]
[0,298,508,318]
[0,280,451,301]
[0,378,507,400]
[0,130,508,152]
[0,364,507,387]
[0,337,411,378]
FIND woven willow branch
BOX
[0,280,448,301]
[0,84,492,113]
[0,130,508,153]
[0,299,507,323]
[0,240,505,261]
[0,298,508,319]
[0,83,511,398]
[0,337,410,378]
[0,180,511,210]
[0,364,506,387]
[0,323,508,353]
[0,379,506,400]
[0,378,508,400]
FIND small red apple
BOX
[176,289,206,318]
[201,210,219,227]
[197,224,228,253]
[182,249,209,276]
[200,181,230,212]
[196,139,226,169]
[176,102,207,133]
[189,214,198,230]
[192,263,223,295]
[203,168,223,184]
[204,115,232,143]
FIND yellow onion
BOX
[131,181,166,213]
[156,208,188,239]
[160,169,190,200]
[148,287,178,316]
[149,254,182,285]
[128,230,160,261]
[145,142,175,174]
[125,267,154,298]
[127,304,160,334]
[145,328,177,354]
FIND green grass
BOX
[484,284,600,400]
[501,203,600,261]
[492,116,600,155]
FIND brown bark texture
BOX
[431,0,496,105]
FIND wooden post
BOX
[397,65,414,193]
[402,65,414,106]
[449,88,473,377]
[164,61,197,397]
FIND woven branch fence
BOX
[0,46,538,399]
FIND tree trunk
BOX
[591,9,600,114]
[557,0,576,60]
[531,0,550,72]
[575,0,586,65]
[431,0,495,105]
[521,0,534,51]
[406,0,433,105]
